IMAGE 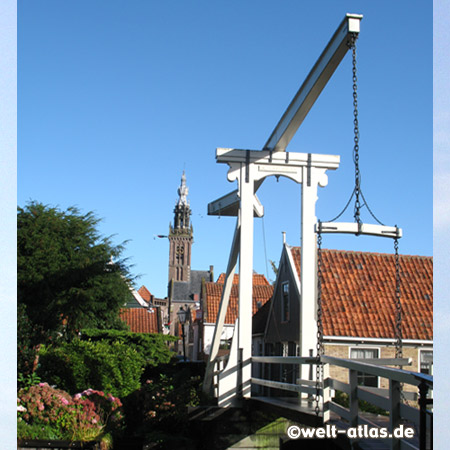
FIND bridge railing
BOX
[211,354,229,398]
[251,355,433,450]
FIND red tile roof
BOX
[120,308,159,334]
[289,247,433,340]
[216,273,270,286]
[138,286,152,303]
[205,275,273,325]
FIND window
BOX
[350,348,379,387]
[420,350,433,375]
[281,281,290,322]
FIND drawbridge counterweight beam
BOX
[208,13,362,217]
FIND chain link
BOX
[394,234,403,359]
[315,227,324,416]
[350,34,362,226]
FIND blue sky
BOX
[18,1,432,300]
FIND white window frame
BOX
[418,349,433,376]
[349,346,380,388]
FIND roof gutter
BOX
[324,335,433,346]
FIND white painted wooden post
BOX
[300,161,320,384]
[322,362,331,422]
[203,218,240,395]
[349,369,359,428]
[389,379,401,450]
[237,157,254,398]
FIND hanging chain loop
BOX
[394,231,403,359]
[350,34,362,228]
[315,224,324,416]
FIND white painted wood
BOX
[237,160,255,399]
[300,165,325,384]
[389,379,401,450]
[263,13,363,152]
[203,218,240,395]
[252,356,315,364]
[316,221,402,238]
[208,189,264,217]
[349,369,359,428]
[321,356,433,388]
[323,362,331,422]
[217,319,241,407]
[208,150,340,216]
[251,377,316,395]
[328,401,351,421]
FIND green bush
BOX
[79,329,177,367]
[333,390,388,416]
[38,339,145,397]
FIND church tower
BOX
[168,171,193,283]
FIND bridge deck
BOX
[246,396,323,428]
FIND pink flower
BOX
[61,397,69,405]
[73,393,82,400]
[38,404,44,411]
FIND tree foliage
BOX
[18,201,133,341]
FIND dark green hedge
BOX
[37,339,145,397]
[79,329,177,366]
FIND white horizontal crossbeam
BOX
[216,148,340,169]
[315,222,402,239]
[208,190,264,217]
[208,149,340,216]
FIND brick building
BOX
[252,243,433,398]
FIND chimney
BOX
[209,265,214,281]
[282,231,286,244]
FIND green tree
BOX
[18,201,133,341]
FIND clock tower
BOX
[168,171,193,282]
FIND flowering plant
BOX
[17,383,124,446]
[74,388,124,434]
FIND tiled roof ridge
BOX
[215,272,270,285]
[290,246,432,260]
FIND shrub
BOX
[38,339,145,397]
[123,369,204,439]
[17,383,103,442]
[17,383,125,446]
[79,329,177,367]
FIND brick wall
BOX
[324,343,428,394]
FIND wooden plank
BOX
[328,401,351,421]
[321,356,433,388]
[246,396,322,427]
[357,387,390,411]
[316,222,402,239]
[251,377,317,395]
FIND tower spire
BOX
[168,171,193,282]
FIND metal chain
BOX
[315,226,324,416]
[394,234,403,359]
[350,34,362,226]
